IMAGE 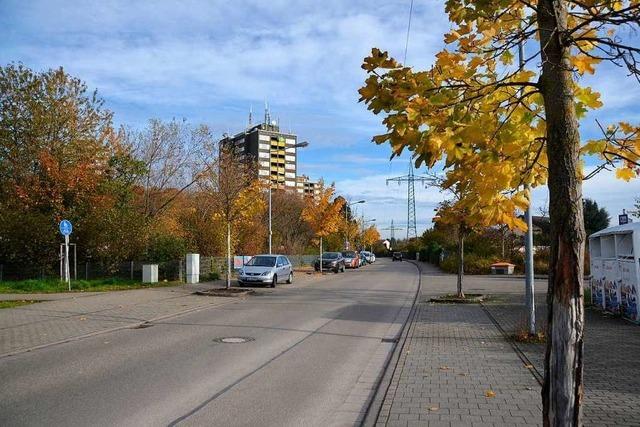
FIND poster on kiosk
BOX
[589,223,640,324]
[590,258,605,310]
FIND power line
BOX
[403,0,414,64]
[386,161,439,240]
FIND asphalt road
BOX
[0,259,418,427]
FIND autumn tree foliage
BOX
[0,63,145,271]
[301,183,345,271]
[268,190,313,254]
[359,1,640,425]
[361,225,381,249]
[200,144,265,287]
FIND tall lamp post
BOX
[344,200,365,250]
[269,140,309,254]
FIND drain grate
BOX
[213,337,255,344]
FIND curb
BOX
[360,260,423,426]
[480,303,544,385]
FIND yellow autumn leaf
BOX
[444,31,460,44]
[572,54,600,75]
[616,168,636,181]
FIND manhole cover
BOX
[213,337,254,344]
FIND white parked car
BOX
[237,255,293,287]
[360,251,375,264]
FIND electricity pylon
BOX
[386,162,438,240]
[380,220,404,242]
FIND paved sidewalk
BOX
[376,302,541,426]
[373,262,640,427]
[484,293,640,427]
[0,273,318,358]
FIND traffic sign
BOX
[619,214,629,225]
[59,220,73,236]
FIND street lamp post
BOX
[269,140,309,254]
[344,200,365,250]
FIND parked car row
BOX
[313,250,377,273]
[236,250,379,288]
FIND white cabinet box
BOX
[186,253,200,284]
[142,264,158,283]
[590,223,640,323]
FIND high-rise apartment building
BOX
[295,175,320,197]
[220,121,299,189]
[220,109,320,194]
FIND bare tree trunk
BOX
[538,1,585,425]
[227,221,231,289]
[457,227,465,298]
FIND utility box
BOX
[142,264,158,283]
[186,253,200,284]
[590,223,640,323]
[490,262,515,275]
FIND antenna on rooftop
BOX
[264,100,271,125]
[248,104,253,127]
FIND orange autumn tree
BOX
[359,1,640,424]
[301,183,345,272]
[361,225,381,250]
[0,63,146,270]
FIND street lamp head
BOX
[354,200,365,204]
[294,141,309,148]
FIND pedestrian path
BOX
[375,302,541,426]
[484,293,640,427]
[0,284,230,357]
[372,261,640,427]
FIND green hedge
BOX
[440,254,498,275]
[420,242,443,265]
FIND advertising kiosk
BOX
[589,223,640,323]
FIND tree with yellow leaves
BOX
[301,183,345,273]
[200,145,265,288]
[360,1,640,424]
[361,225,381,251]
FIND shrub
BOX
[440,254,497,274]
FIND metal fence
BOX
[0,254,317,282]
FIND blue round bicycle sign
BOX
[59,220,73,236]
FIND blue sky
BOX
[2,0,640,237]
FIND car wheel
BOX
[287,272,293,284]
[333,266,339,274]
[270,275,277,288]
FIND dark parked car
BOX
[392,252,403,261]
[314,252,346,273]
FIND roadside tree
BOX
[0,64,144,271]
[201,145,263,288]
[359,2,640,424]
[301,183,345,272]
[361,225,381,251]
[583,198,610,237]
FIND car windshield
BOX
[322,252,339,259]
[342,251,356,257]
[246,256,276,267]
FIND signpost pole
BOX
[59,219,73,291]
[65,235,70,291]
